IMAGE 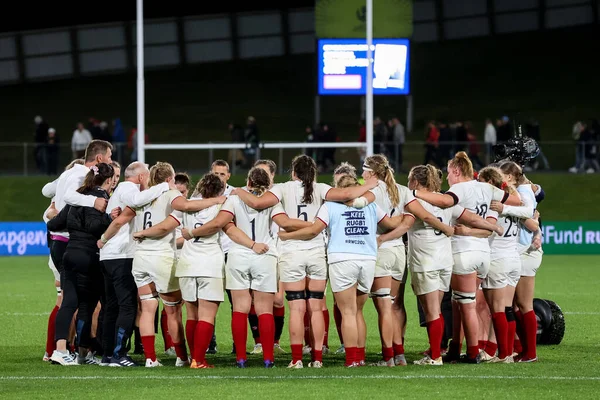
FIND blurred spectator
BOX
[374,117,387,154]
[390,117,405,171]
[71,122,92,159]
[34,115,49,173]
[454,121,467,153]
[45,127,59,175]
[525,118,550,171]
[466,121,483,170]
[228,122,245,167]
[569,121,585,173]
[438,120,453,167]
[424,120,439,165]
[484,118,497,164]
[129,128,149,162]
[244,116,260,166]
[320,123,338,172]
[112,118,126,164]
[580,121,599,173]
[88,118,102,139]
[304,125,316,160]
[497,116,512,143]
[97,121,112,142]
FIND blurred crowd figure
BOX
[33,115,130,175]
[228,116,260,169]
[305,122,339,173]
[354,116,406,172]
[570,119,600,174]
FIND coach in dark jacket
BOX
[47,163,120,366]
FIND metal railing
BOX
[1,140,594,176]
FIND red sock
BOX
[46,305,59,355]
[160,309,173,350]
[274,305,285,317]
[313,349,323,362]
[291,344,303,363]
[141,335,156,361]
[514,338,523,354]
[492,312,509,358]
[393,343,405,356]
[523,310,538,359]
[345,347,357,366]
[185,320,197,358]
[382,346,394,362]
[478,340,487,351]
[507,320,517,356]
[484,341,498,357]
[515,310,526,354]
[467,345,479,359]
[303,311,311,347]
[231,312,248,362]
[173,341,188,360]
[193,321,214,363]
[439,313,446,349]
[322,308,330,348]
[357,347,365,363]
[426,317,444,360]
[258,314,275,363]
[333,303,343,345]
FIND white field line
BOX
[1,375,600,381]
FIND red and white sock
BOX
[231,312,248,362]
[426,317,444,359]
[492,312,509,359]
[382,346,394,362]
[322,308,330,348]
[258,314,275,363]
[484,341,498,357]
[46,305,59,355]
[141,335,156,361]
[467,345,480,359]
[357,347,365,363]
[523,310,538,359]
[193,321,214,363]
[185,320,197,358]
[313,349,323,363]
[393,343,405,356]
[345,347,357,366]
[173,340,188,360]
[478,340,487,351]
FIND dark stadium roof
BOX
[1,0,314,33]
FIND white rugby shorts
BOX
[410,267,452,296]
[452,250,490,279]
[375,245,406,281]
[329,259,375,294]
[520,248,543,277]
[132,252,180,294]
[483,256,521,289]
[180,277,224,302]
[226,253,278,293]
[278,246,327,283]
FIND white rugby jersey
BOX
[221,195,277,257]
[176,200,224,278]
[369,181,415,249]
[487,209,519,261]
[408,199,464,272]
[100,181,169,261]
[269,180,331,252]
[219,184,235,254]
[446,180,508,254]
[134,189,182,254]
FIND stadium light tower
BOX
[136,0,145,163]
[365,0,374,157]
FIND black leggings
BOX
[55,248,103,348]
[101,259,138,358]
[50,239,68,275]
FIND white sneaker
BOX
[77,351,101,365]
[175,357,190,367]
[50,350,78,366]
[394,354,407,366]
[273,343,286,354]
[479,350,495,362]
[308,361,323,368]
[568,167,579,173]
[43,352,50,362]
[335,345,345,354]
[145,358,163,368]
[287,360,304,369]
[164,347,176,357]
[370,358,395,367]
[414,355,443,366]
[250,343,263,354]
[302,345,312,355]
[322,346,330,355]
[586,168,595,174]
[490,355,514,364]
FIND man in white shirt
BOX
[484,118,497,164]
[72,123,93,159]
[44,140,112,281]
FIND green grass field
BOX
[1,255,599,399]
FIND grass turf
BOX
[3,173,599,222]
[0,255,599,399]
